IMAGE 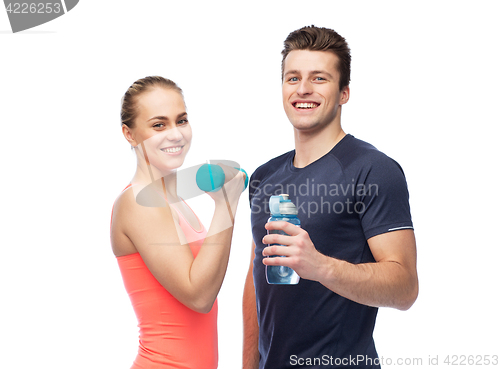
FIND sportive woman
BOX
[110,76,245,368]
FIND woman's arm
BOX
[116,168,245,313]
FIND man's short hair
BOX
[281,25,351,91]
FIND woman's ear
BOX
[122,124,137,147]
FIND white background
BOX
[1,1,499,368]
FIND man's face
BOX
[282,50,349,133]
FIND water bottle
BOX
[266,194,300,285]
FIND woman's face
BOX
[125,87,192,174]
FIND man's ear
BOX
[340,85,350,105]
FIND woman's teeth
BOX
[162,146,182,153]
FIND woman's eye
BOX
[153,122,165,128]
[177,119,189,125]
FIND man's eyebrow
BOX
[284,70,334,79]
[310,70,334,79]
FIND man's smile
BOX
[292,101,320,109]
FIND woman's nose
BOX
[165,126,183,142]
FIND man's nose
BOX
[296,79,313,96]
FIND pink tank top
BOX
[114,186,218,369]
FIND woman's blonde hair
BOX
[121,76,183,128]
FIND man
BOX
[243,25,418,369]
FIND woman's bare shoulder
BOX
[113,185,172,226]
[111,185,177,256]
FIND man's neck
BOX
[293,124,346,168]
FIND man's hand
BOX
[262,221,327,282]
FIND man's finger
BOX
[264,220,302,235]
[262,245,292,257]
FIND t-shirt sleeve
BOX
[249,170,258,208]
[248,165,266,209]
[355,154,413,240]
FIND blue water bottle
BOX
[266,194,300,285]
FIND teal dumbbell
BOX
[196,164,248,192]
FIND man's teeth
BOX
[162,146,182,153]
[295,102,318,109]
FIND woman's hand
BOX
[206,164,246,210]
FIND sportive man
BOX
[243,25,418,369]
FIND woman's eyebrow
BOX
[148,115,169,122]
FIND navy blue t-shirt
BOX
[249,134,413,369]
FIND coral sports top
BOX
[114,186,217,369]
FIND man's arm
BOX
[262,223,418,310]
[242,240,259,369]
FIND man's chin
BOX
[289,120,323,133]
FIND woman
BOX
[110,76,245,368]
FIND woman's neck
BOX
[131,162,178,203]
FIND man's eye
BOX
[288,77,299,82]
[315,77,326,81]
